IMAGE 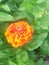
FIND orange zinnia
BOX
[5,20,34,48]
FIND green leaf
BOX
[28,51,38,61]
[37,15,49,30]
[32,4,44,19]
[7,0,18,15]
[25,59,36,65]
[0,59,8,65]
[0,51,8,58]
[36,0,45,3]
[39,40,49,57]
[45,3,49,15]
[47,32,49,42]
[1,4,10,12]
[0,0,8,4]
[16,48,36,65]
[8,60,17,65]
[19,0,46,19]
[0,39,3,46]
[0,12,14,21]
[14,11,27,20]
[36,58,46,65]
[16,49,29,65]
[19,0,34,11]
[14,0,23,8]
[0,62,7,65]
[0,0,2,2]
[25,30,47,51]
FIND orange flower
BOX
[5,20,34,48]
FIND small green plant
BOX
[0,0,49,65]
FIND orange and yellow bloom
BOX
[5,20,34,48]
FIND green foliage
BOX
[36,58,46,65]
[1,4,10,12]
[16,49,29,65]
[16,48,36,65]
[0,51,8,58]
[25,30,47,51]
[37,15,49,30]
[0,39,3,46]
[0,0,49,65]
[0,12,14,21]
[8,60,17,65]
[39,40,49,57]
[28,51,38,61]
